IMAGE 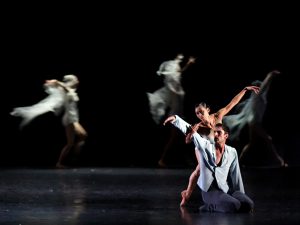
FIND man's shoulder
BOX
[225,144,237,153]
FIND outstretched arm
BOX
[164,116,199,143]
[168,115,209,154]
[259,70,280,95]
[163,115,192,136]
[181,56,196,73]
[45,79,71,93]
[185,122,207,144]
[216,85,260,119]
[163,115,176,125]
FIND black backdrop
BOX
[2,5,300,167]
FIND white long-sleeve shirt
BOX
[172,115,245,194]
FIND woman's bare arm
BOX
[216,85,260,119]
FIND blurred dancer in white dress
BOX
[11,74,87,168]
[223,70,287,167]
[147,53,196,167]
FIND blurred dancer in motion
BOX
[147,53,196,167]
[166,85,259,206]
[11,74,87,168]
[223,70,287,167]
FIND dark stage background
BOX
[2,5,300,168]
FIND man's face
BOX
[214,126,228,144]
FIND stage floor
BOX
[0,166,299,225]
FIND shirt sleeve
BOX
[229,149,245,193]
[171,115,208,153]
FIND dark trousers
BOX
[201,186,254,213]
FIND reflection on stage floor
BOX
[0,166,299,225]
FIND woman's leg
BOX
[73,122,88,155]
[56,124,75,168]
[158,127,178,168]
[253,123,287,167]
[181,149,200,206]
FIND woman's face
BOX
[63,75,79,88]
[195,106,209,121]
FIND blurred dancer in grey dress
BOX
[223,70,287,167]
[147,53,195,167]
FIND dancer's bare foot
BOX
[158,159,167,168]
[180,205,189,219]
[180,190,189,206]
[55,163,68,169]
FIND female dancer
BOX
[11,74,87,168]
[147,53,196,167]
[223,70,287,167]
